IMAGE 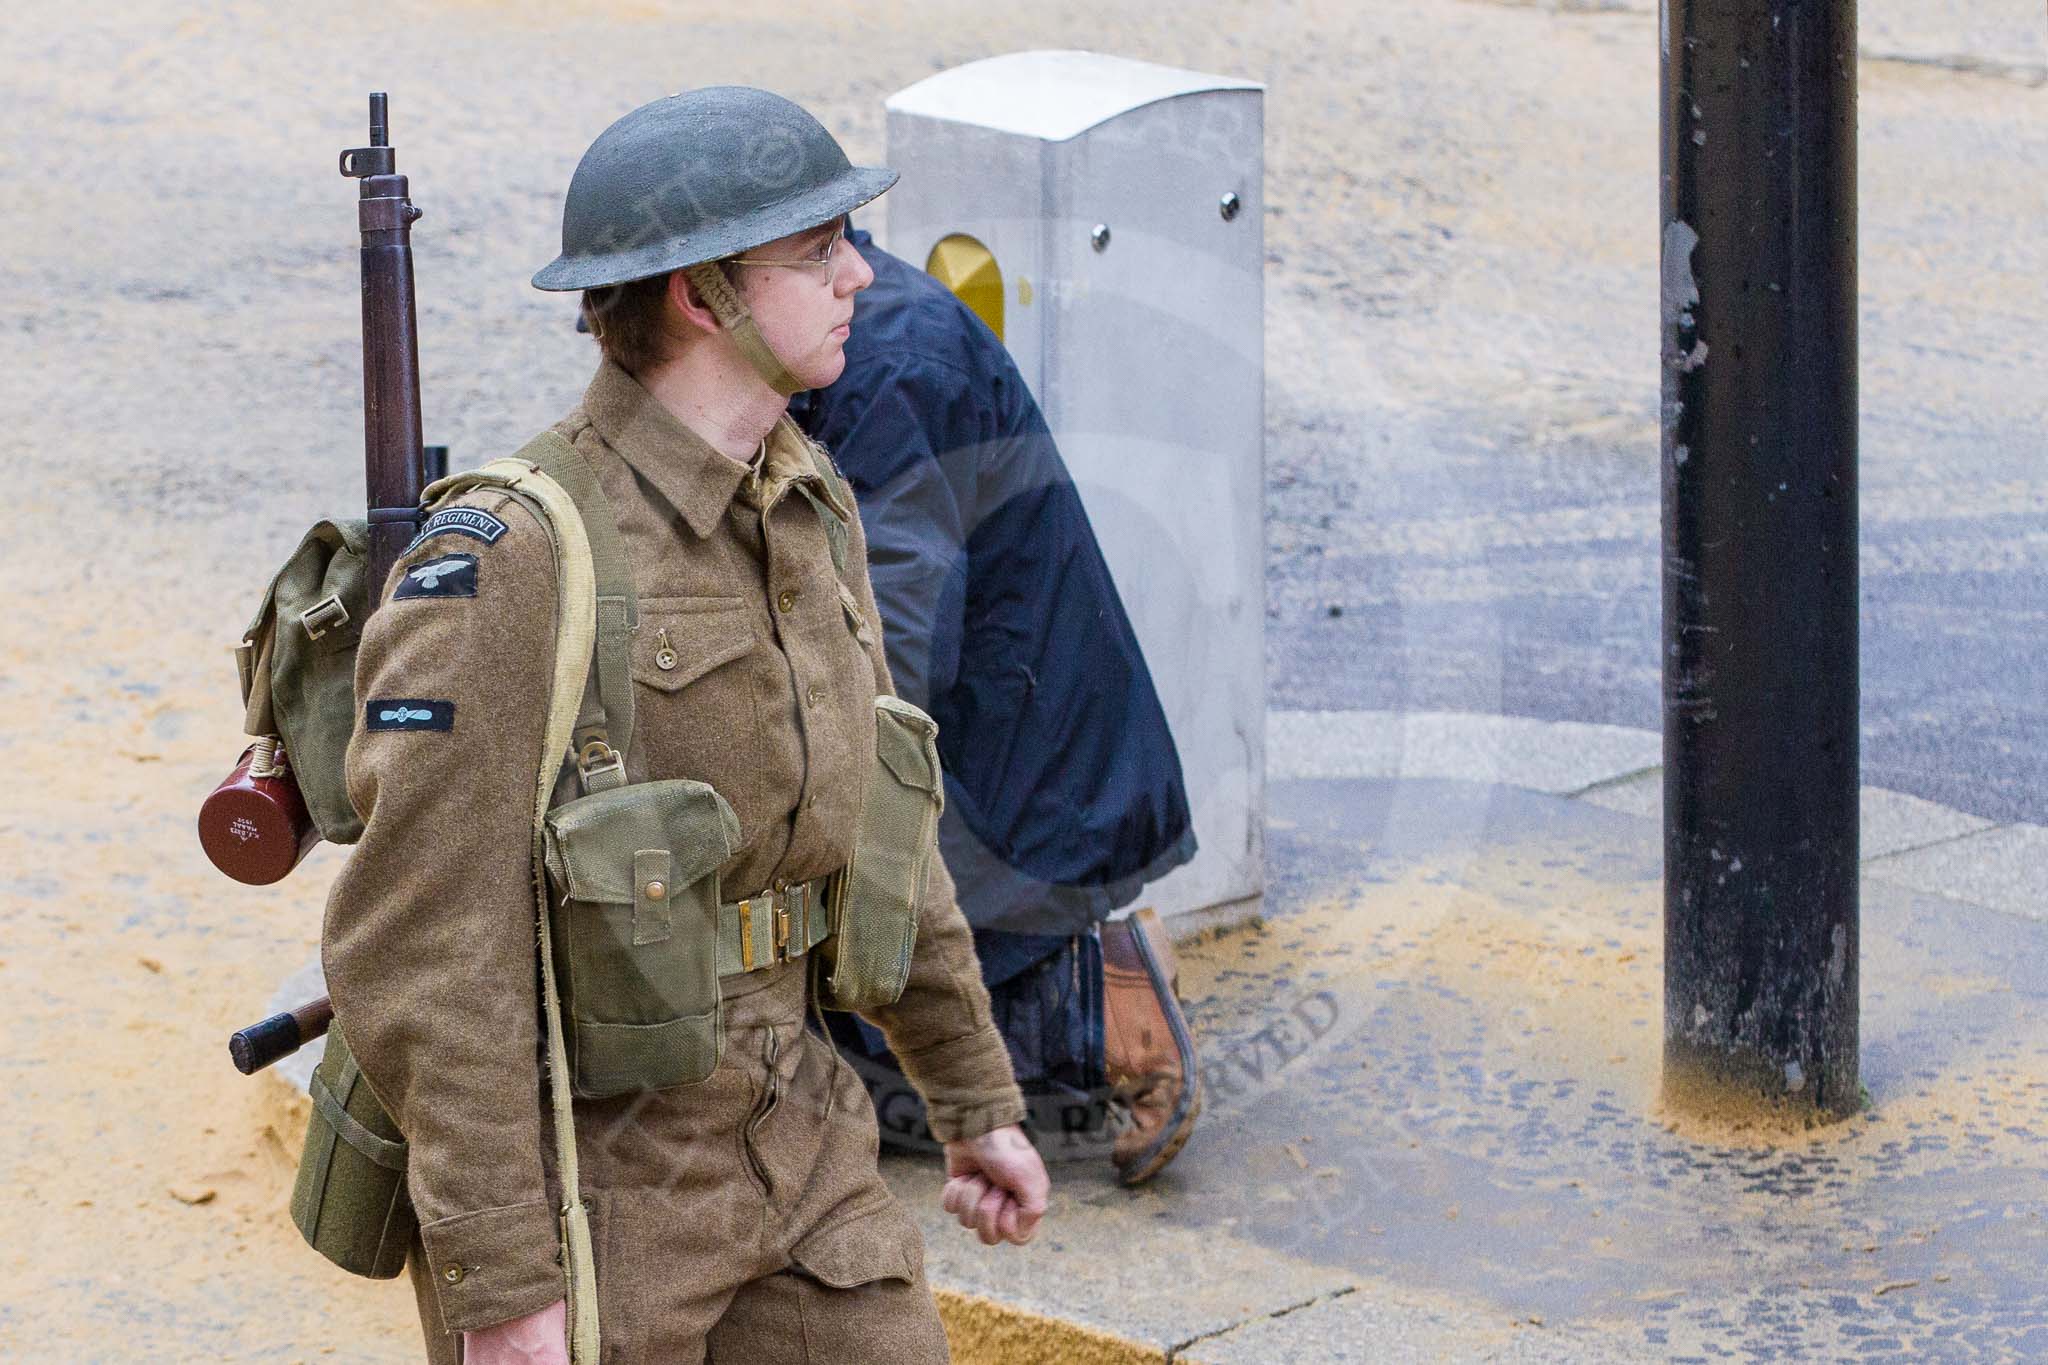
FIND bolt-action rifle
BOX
[211,93,434,1073]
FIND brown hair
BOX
[580,273,675,376]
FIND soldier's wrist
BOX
[926,1089,1029,1144]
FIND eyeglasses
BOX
[728,220,848,285]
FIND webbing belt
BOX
[718,874,837,977]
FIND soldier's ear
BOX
[666,268,722,338]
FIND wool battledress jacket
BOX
[322,358,1026,1343]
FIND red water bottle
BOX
[198,738,321,884]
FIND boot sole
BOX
[1114,914,1203,1186]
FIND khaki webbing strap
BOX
[508,462,602,1365]
[684,263,806,397]
[791,482,849,575]
[786,424,852,573]
[423,450,638,802]
[309,1065,409,1172]
[239,628,278,740]
[299,1037,346,1236]
[426,460,605,1363]
[792,425,855,523]
[513,433,639,772]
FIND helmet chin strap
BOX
[684,263,806,397]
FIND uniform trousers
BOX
[406,961,950,1364]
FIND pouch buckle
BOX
[301,594,351,642]
[576,737,625,792]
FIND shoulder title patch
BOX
[394,552,478,601]
[408,506,508,552]
[365,698,456,733]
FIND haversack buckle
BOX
[301,594,351,642]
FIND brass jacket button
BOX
[776,588,798,613]
[443,1265,465,1284]
[645,879,667,901]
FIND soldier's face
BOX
[733,217,874,390]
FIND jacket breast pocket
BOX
[633,596,758,693]
[631,597,763,762]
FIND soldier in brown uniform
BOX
[321,89,1049,1365]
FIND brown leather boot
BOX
[1100,907,1201,1185]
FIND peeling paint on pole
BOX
[1660,220,1700,333]
[1660,225,1709,371]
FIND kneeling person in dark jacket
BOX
[791,227,1202,1185]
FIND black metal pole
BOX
[1661,0,1859,1119]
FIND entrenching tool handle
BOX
[230,995,335,1074]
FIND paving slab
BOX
[1573,766,1662,820]
[886,1158,1355,1362]
[1178,1283,1640,1364]
[1859,786,2000,861]
[256,773,2048,1360]
[1531,0,2048,75]
[1268,709,1661,795]
[1052,778,2048,1360]
[1868,822,2048,925]
[1575,771,2003,864]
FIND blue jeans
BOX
[822,928,1110,1148]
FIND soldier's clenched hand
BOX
[940,1123,1049,1246]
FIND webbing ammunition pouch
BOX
[290,1024,415,1279]
[235,520,372,844]
[523,434,748,1098]
[544,779,740,1098]
[818,696,943,1012]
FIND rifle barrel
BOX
[343,91,426,597]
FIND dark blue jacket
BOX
[792,229,1194,961]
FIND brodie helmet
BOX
[533,87,896,393]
